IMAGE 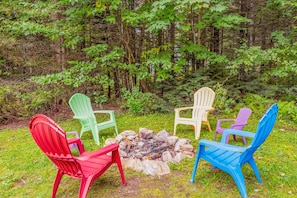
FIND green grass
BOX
[0,112,297,198]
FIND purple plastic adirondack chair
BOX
[214,108,252,145]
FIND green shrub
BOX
[0,82,65,124]
[121,87,152,115]
[0,85,22,123]
[241,93,273,115]
[148,94,173,113]
[212,83,235,114]
[93,92,107,108]
[277,101,297,123]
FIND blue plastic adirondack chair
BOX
[190,104,278,198]
[69,93,118,145]
[214,108,252,145]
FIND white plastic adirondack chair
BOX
[173,87,215,139]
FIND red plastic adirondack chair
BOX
[29,114,126,198]
[214,108,252,145]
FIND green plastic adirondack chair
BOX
[69,93,118,145]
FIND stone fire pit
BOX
[104,128,195,176]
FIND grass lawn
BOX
[0,112,297,198]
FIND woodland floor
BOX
[1,107,192,198]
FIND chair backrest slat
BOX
[29,114,82,177]
[193,87,215,107]
[69,93,95,118]
[233,108,252,128]
[192,87,215,119]
[240,104,278,163]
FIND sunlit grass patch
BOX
[1,112,296,197]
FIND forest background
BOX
[0,0,297,124]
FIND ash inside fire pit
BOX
[104,128,195,176]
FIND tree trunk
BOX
[113,68,120,98]
[51,0,66,70]
[239,0,249,80]
[211,26,220,53]
[169,22,175,62]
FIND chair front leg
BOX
[112,150,127,185]
[190,145,203,183]
[52,170,64,198]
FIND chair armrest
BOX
[196,106,215,112]
[66,131,80,137]
[199,139,247,152]
[93,110,115,118]
[77,143,119,161]
[174,107,193,117]
[216,119,235,128]
[93,110,115,122]
[230,123,248,128]
[221,129,255,143]
[217,119,235,123]
[67,138,85,153]
[174,106,193,112]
